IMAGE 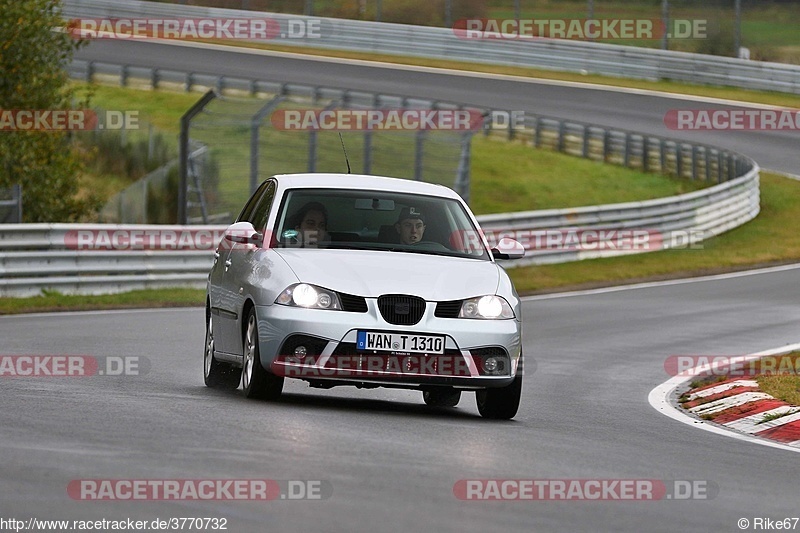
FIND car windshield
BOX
[273,188,490,260]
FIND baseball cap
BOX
[397,206,425,224]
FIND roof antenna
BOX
[338,132,351,174]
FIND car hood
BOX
[273,249,501,300]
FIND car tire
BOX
[476,373,522,420]
[204,308,241,390]
[241,308,284,400]
[422,389,462,407]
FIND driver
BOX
[395,207,426,245]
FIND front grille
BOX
[338,292,368,313]
[434,300,462,318]
[377,294,426,325]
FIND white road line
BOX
[522,262,800,301]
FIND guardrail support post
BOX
[623,133,631,167]
[691,144,698,180]
[705,148,711,182]
[676,143,683,178]
[603,130,610,162]
[120,65,128,87]
[151,68,159,89]
[557,122,566,152]
[582,126,590,158]
[86,61,94,83]
[534,118,542,148]
[642,137,650,172]
[185,72,193,92]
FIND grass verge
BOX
[506,171,800,293]
[757,353,800,406]
[0,288,206,315]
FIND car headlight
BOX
[458,295,515,319]
[276,283,342,310]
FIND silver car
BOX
[204,173,525,419]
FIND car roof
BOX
[272,173,462,200]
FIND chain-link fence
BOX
[177,86,473,224]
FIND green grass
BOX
[506,171,800,293]
[756,353,800,406]
[470,135,705,214]
[0,288,205,315]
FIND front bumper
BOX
[255,300,522,389]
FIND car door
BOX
[216,180,278,356]
[212,180,275,356]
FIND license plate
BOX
[356,331,445,354]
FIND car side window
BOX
[237,180,272,224]
[250,182,277,231]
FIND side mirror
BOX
[223,221,263,247]
[491,237,525,260]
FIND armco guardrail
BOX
[0,165,759,296]
[62,0,800,94]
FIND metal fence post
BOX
[414,130,425,181]
[179,90,217,225]
[454,132,472,204]
[250,96,284,195]
[363,131,373,174]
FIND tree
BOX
[0,0,92,222]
